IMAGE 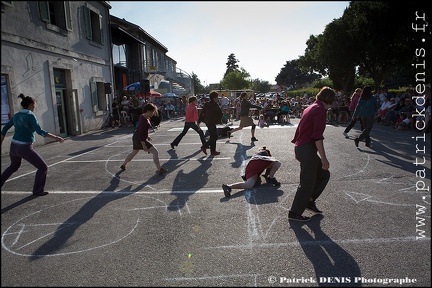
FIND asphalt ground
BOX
[1,115,431,287]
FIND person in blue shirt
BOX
[1,93,64,196]
[352,86,379,148]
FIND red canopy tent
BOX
[146,89,162,98]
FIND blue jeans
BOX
[172,122,206,146]
[1,142,48,194]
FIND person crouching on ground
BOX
[222,146,281,198]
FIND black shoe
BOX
[266,176,281,186]
[365,143,371,148]
[222,184,232,198]
[288,211,310,222]
[170,143,175,149]
[33,192,49,196]
[354,138,359,147]
[251,137,258,141]
[120,165,126,171]
[159,168,168,175]
[227,131,231,138]
[306,201,322,214]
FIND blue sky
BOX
[109,1,349,85]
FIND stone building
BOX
[1,1,113,155]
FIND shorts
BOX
[245,159,273,180]
[240,116,255,127]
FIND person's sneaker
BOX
[288,211,310,222]
[211,151,221,156]
[120,165,126,171]
[222,184,232,198]
[200,146,208,155]
[306,201,322,214]
[343,132,349,138]
[266,176,281,186]
[354,138,359,147]
[251,137,258,141]
[159,168,168,175]
[170,143,175,149]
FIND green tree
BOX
[251,78,271,93]
[220,68,251,90]
[343,1,430,90]
[224,53,240,78]
[276,59,320,89]
[284,2,430,92]
[191,72,205,94]
[317,17,356,93]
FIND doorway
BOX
[56,89,68,138]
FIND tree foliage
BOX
[191,72,206,94]
[220,68,251,90]
[276,1,430,92]
[276,59,320,89]
[224,53,240,78]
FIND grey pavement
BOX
[1,116,431,287]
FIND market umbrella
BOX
[162,92,178,98]
[124,82,141,91]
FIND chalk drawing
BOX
[1,194,173,257]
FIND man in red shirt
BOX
[289,86,336,222]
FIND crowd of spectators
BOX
[111,88,431,134]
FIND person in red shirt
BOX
[120,103,167,175]
[289,86,335,222]
[222,146,281,198]
[170,96,206,149]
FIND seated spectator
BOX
[396,113,412,130]
[384,98,414,126]
[121,95,130,113]
[376,97,393,122]
[258,114,269,128]
[277,101,290,123]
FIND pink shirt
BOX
[185,103,198,122]
[349,93,360,112]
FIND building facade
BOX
[1,1,113,155]
[110,15,193,99]
[1,1,193,155]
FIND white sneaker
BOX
[343,132,349,138]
